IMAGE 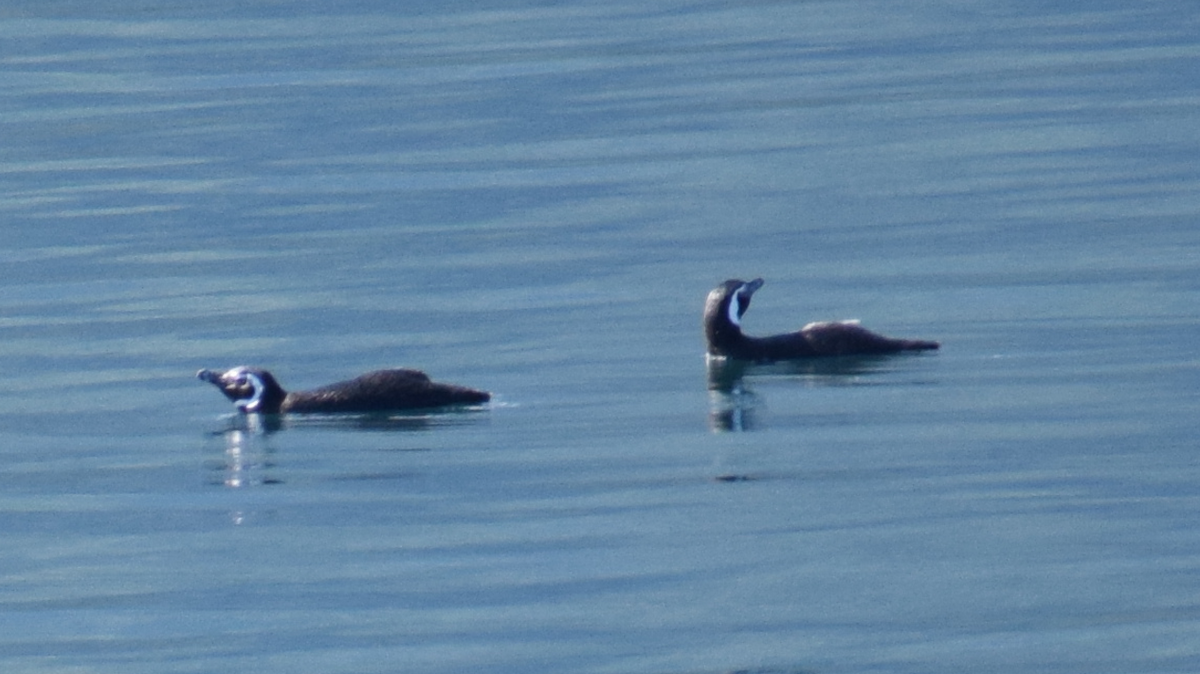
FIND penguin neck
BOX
[705,315,755,359]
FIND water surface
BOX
[2,2,1199,673]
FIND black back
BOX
[284,369,490,413]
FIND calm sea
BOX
[2,2,1198,672]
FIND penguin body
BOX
[197,366,490,414]
[704,278,938,361]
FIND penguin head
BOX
[726,278,764,326]
[703,278,764,354]
[197,366,286,414]
[707,278,764,328]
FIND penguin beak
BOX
[196,369,221,385]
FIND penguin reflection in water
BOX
[197,366,490,415]
[703,278,938,431]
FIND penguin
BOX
[197,366,490,414]
[704,278,939,361]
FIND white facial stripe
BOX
[232,370,266,412]
[726,286,745,327]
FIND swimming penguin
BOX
[704,278,939,361]
[196,366,490,414]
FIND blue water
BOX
[3,2,1199,672]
